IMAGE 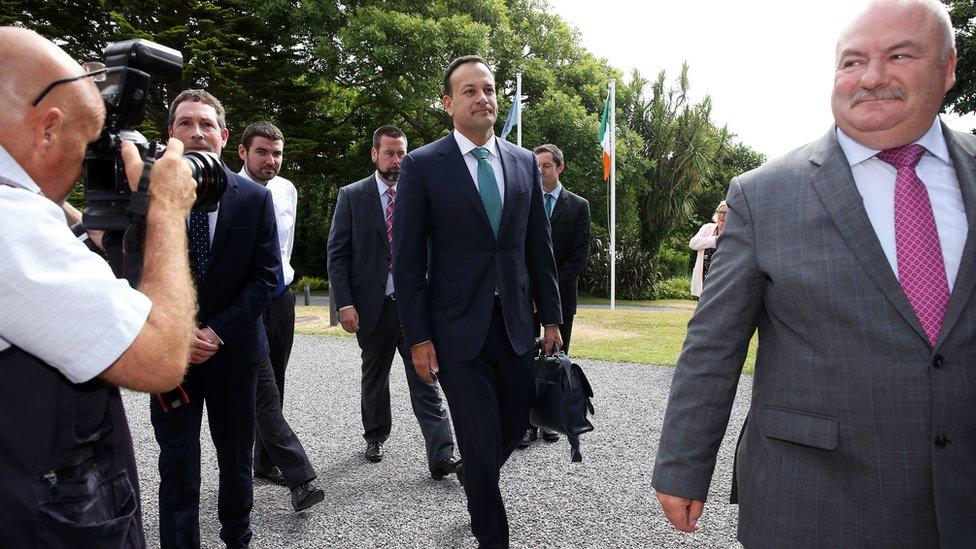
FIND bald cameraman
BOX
[0,28,197,547]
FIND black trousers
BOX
[254,289,296,468]
[437,300,536,549]
[254,356,317,489]
[150,360,258,549]
[356,297,454,467]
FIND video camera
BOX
[83,39,227,285]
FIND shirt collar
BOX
[836,118,951,167]
[0,144,41,194]
[375,171,397,194]
[544,183,563,201]
[453,129,498,159]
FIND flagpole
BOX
[516,72,522,147]
[609,79,616,310]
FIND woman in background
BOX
[689,201,728,297]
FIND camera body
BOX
[82,39,226,284]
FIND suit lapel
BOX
[436,134,493,236]
[807,130,930,345]
[361,175,388,243]
[550,190,570,223]
[207,167,239,273]
[935,124,976,348]
[496,139,522,238]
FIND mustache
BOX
[849,87,907,107]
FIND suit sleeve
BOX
[326,187,354,309]
[651,177,765,501]
[525,154,562,326]
[558,197,591,286]
[392,153,432,346]
[208,188,280,346]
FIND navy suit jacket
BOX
[393,133,562,362]
[327,174,392,337]
[195,165,280,367]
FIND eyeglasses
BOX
[31,61,108,107]
[716,211,728,216]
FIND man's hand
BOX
[410,341,439,383]
[189,326,220,364]
[657,491,704,533]
[120,138,196,217]
[542,324,563,355]
[339,306,359,333]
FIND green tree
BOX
[944,0,975,122]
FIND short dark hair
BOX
[534,144,564,167]
[372,125,406,149]
[241,121,284,150]
[443,55,490,97]
[168,89,227,130]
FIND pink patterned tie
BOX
[876,144,950,346]
[385,187,395,269]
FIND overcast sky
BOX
[548,0,976,159]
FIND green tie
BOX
[545,192,554,217]
[472,146,502,236]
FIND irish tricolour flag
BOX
[598,91,612,181]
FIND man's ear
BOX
[442,95,453,117]
[220,127,229,148]
[238,143,247,162]
[36,107,65,154]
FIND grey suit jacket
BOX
[652,124,976,549]
[327,175,392,337]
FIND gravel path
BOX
[124,334,751,548]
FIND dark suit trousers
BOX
[437,300,536,549]
[357,297,454,467]
[150,360,258,549]
[254,356,317,489]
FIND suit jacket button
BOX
[932,355,944,369]
[935,435,948,448]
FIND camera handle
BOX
[118,141,158,287]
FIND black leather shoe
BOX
[456,463,464,487]
[541,428,560,442]
[430,457,460,480]
[254,466,287,486]
[291,481,325,512]
[517,428,537,449]
[365,441,383,463]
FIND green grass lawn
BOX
[295,302,757,372]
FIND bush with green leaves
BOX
[653,276,694,300]
[292,276,329,292]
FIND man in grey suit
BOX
[327,125,459,479]
[653,1,976,547]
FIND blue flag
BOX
[499,95,519,139]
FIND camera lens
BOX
[182,151,227,212]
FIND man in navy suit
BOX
[150,89,280,548]
[393,56,563,549]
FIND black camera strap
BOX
[125,141,157,218]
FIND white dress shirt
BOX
[0,145,152,383]
[376,171,396,296]
[837,120,966,290]
[453,130,505,206]
[543,183,563,214]
[239,168,298,286]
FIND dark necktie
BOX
[188,210,210,283]
[545,192,554,217]
[876,144,950,346]
[471,146,502,236]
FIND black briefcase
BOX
[529,346,594,462]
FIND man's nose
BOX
[859,58,889,90]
